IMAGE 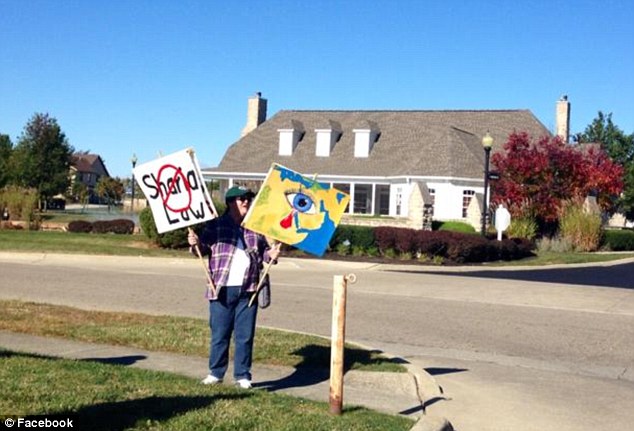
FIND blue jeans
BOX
[209,286,258,380]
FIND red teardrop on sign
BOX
[280,211,294,229]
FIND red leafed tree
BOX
[491,132,624,224]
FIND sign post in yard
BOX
[329,273,356,415]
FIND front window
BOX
[428,188,435,216]
[462,190,475,218]
[375,184,390,215]
[353,184,372,214]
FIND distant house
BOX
[203,93,568,229]
[70,153,110,204]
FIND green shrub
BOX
[139,207,190,248]
[0,186,39,229]
[559,202,602,252]
[212,198,226,217]
[506,216,538,240]
[383,248,398,258]
[335,242,350,256]
[537,236,574,253]
[351,245,366,256]
[330,225,375,250]
[365,246,379,257]
[399,251,413,260]
[603,229,634,251]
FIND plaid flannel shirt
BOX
[196,213,270,300]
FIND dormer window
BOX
[353,121,380,158]
[315,120,342,157]
[278,120,304,156]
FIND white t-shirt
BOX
[226,236,250,286]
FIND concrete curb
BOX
[403,363,454,431]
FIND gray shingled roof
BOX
[216,110,551,178]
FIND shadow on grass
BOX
[256,344,405,391]
[1,351,254,431]
[51,393,251,431]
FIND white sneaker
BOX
[201,374,222,385]
[235,378,252,389]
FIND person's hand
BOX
[188,230,199,247]
[267,243,281,261]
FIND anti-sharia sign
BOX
[133,149,216,233]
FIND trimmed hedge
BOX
[67,219,135,234]
[92,219,135,234]
[603,229,634,251]
[355,225,533,263]
[329,225,375,251]
[67,220,93,233]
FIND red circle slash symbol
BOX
[156,164,192,212]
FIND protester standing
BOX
[188,185,280,389]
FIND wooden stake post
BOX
[329,273,356,415]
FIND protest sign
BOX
[133,148,216,233]
[242,163,350,256]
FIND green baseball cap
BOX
[225,186,255,199]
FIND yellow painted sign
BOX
[243,164,350,256]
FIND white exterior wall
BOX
[423,182,484,221]
[389,183,412,217]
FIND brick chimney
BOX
[241,92,267,137]
[555,95,570,143]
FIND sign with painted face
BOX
[133,148,216,233]
[242,163,350,257]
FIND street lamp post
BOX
[481,132,494,236]
[130,154,138,213]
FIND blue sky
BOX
[1,0,633,178]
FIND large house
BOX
[70,153,110,204]
[203,93,566,229]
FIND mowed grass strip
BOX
[0,230,189,257]
[0,300,406,372]
[0,350,413,431]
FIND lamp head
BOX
[482,131,494,149]
[131,153,138,167]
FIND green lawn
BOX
[0,230,189,257]
[0,349,412,431]
[0,300,405,373]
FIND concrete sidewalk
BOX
[0,330,453,431]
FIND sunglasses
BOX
[235,196,253,202]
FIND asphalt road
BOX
[1,252,633,431]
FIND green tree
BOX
[71,181,90,209]
[577,112,634,219]
[10,113,74,209]
[96,176,124,211]
[0,134,12,188]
